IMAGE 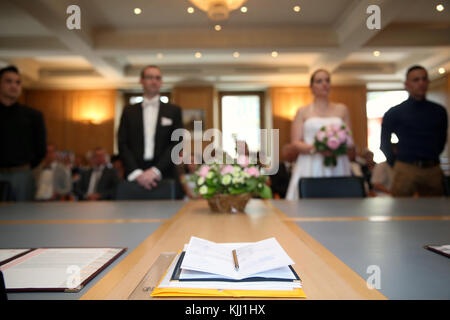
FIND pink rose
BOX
[337,130,347,143]
[198,165,210,178]
[316,131,326,142]
[237,155,250,167]
[245,166,260,177]
[221,165,234,175]
[326,130,336,138]
[330,123,341,132]
[327,137,340,150]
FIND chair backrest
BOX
[443,176,450,197]
[298,177,366,198]
[115,179,176,200]
[0,181,13,202]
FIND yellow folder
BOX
[151,253,307,298]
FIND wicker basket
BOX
[207,193,252,213]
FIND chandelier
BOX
[189,0,247,21]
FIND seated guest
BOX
[270,145,296,199]
[34,145,72,201]
[361,149,375,192]
[347,147,363,177]
[0,65,46,201]
[110,154,125,180]
[371,144,397,196]
[371,161,394,196]
[74,147,119,200]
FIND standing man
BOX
[118,65,183,195]
[0,66,46,201]
[381,65,448,197]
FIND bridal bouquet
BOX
[192,156,272,200]
[313,124,353,167]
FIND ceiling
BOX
[0,0,449,90]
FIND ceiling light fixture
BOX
[188,0,247,20]
[436,4,444,12]
[195,52,203,58]
[240,6,248,13]
[215,24,222,31]
[233,52,240,58]
[373,50,381,57]
[187,7,195,13]
[438,67,446,74]
[134,8,142,15]
[271,51,279,58]
[293,6,301,12]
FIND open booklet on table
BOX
[151,237,306,298]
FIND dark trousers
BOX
[0,169,35,201]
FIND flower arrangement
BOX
[192,155,272,200]
[314,124,353,166]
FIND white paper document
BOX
[161,253,301,291]
[0,248,124,290]
[180,237,295,280]
[0,249,31,264]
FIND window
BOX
[366,90,408,163]
[220,93,263,158]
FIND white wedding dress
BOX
[285,117,351,200]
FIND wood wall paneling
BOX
[24,89,117,157]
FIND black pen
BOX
[232,249,239,271]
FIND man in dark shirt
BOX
[380,65,448,197]
[0,66,47,201]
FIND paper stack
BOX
[151,237,306,298]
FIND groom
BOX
[118,65,183,192]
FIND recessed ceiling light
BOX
[187,7,195,14]
[134,8,142,15]
[240,6,248,13]
[373,50,381,57]
[438,67,446,74]
[271,51,279,58]
[233,52,240,58]
[156,53,164,59]
[436,4,444,12]
[214,25,222,31]
[195,52,202,59]
[293,6,301,12]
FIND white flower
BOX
[221,174,232,185]
[199,185,208,195]
[206,171,214,179]
[197,177,205,185]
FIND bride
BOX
[285,69,352,200]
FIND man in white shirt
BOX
[118,65,183,192]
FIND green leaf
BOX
[259,185,272,199]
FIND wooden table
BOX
[81,200,386,300]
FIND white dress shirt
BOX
[86,165,104,195]
[127,95,162,181]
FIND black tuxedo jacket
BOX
[118,101,183,178]
[74,167,120,200]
